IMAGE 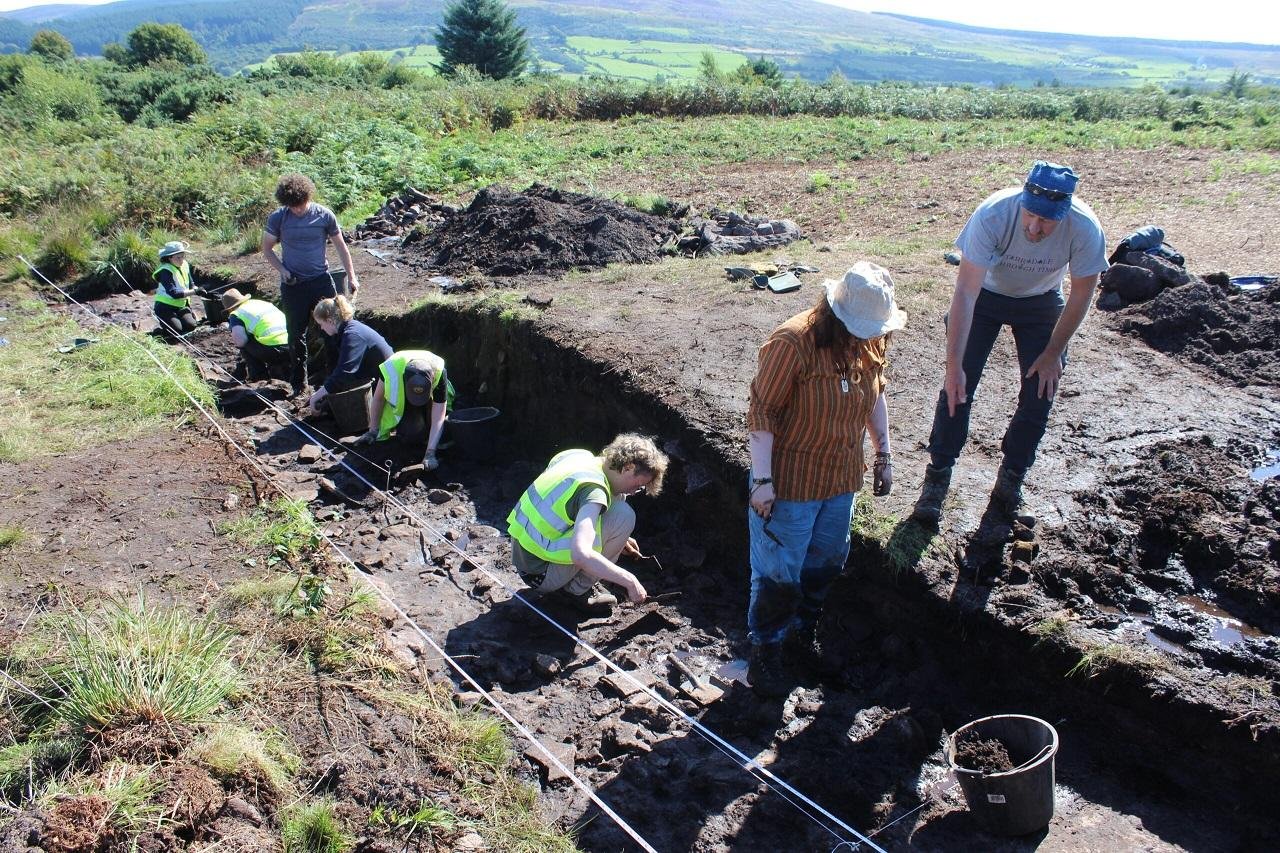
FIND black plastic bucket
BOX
[201,296,227,325]
[447,406,499,460]
[328,267,349,295]
[947,714,1058,836]
[328,381,371,436]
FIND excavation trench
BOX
[185,297,1279,852]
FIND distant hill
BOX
[2,0,1277,87]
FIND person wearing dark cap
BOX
[911,160,1108,528]
[152,240,203,337]
[221,289,290,381]
[355,349,453,471]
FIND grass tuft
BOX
[220,497,322,563]
[1066,642,1166,678]
[281,798,352,853]
[26,596,238,732]
[190,723,299,792]
[39,761,163,837]
[0,526,27,549]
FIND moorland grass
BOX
[24,597,238,732]
[0,296,216,462]
[281,798,352,853]
[190,723,299,793]
[2,54,1277,298]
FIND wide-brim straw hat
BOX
[823,261,908,340]
[158,240,191,259]
[220,288,251,312]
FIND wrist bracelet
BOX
[751,476,772,486]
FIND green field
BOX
[561,36,749,81]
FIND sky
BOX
[0,0,1276,47]
[819,1,1280,46]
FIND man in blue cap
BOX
[912,160,1108,527]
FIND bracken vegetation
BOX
[0,25,1276,294]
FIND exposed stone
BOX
[534,654,562,676]
[427,488,453,504]
[524,740,576,783]
[601,669,655,698]
[297,444,323,464]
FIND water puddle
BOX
[1177,595,1266,645]
[1251,448,1280,481]
[715,658,751,688]
[1141,624,1185,655]
[1231,275,1276,292]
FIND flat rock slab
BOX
[600,668,656,699]
[525,740,576,783]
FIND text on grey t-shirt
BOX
[955,188,1108,298]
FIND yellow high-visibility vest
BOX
[506,449,611,565]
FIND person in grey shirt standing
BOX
[261,173,362,394]
[911,160,1108,528]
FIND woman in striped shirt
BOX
[745,261,906,698]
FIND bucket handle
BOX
[952,742,1055,778]
[1009,743,1055,773]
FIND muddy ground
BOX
[4,145,1280,851]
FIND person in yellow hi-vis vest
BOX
[152,241,204,337]
[356,350,454,471]
[220,288,290,381]
[507,434,668,616]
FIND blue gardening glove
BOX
[423,449,439,471]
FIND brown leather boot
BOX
[990,464,1035,528]
[911,463,952,525]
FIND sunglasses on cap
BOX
[1024,182,1070,202]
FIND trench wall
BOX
[359,299,1280,804]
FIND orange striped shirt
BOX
[747,309,888,502]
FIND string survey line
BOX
[133,285,886,851]
[24,256,886,852]
[19,255,659,853]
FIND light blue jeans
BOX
[747,491,856,646]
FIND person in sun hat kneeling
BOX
[507,434,668,617]
[355,349,454,471]
[220,288,290,381]
[910,160,1107,530]
[746,261,904,698]
[152,240,204,337]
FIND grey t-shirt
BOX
[956,188,1108,297]
[511,483,609,577]
[264,203,340,280]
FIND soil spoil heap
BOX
[402,184,681,277]
[1127,278,1280,387]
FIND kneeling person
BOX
[153,241,201,337]
[222,289,290,380]
[357,349,452,471]
[507,434,668,614]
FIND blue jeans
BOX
[747,492,856,646]
[927,288,1066,473]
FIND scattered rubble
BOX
[352,186,456,240]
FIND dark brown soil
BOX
[1119,278,1280,387]
[954,732,1015,774]
[7,145,1280,853]
[400,183,681,277]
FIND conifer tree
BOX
[435,0,529,80]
